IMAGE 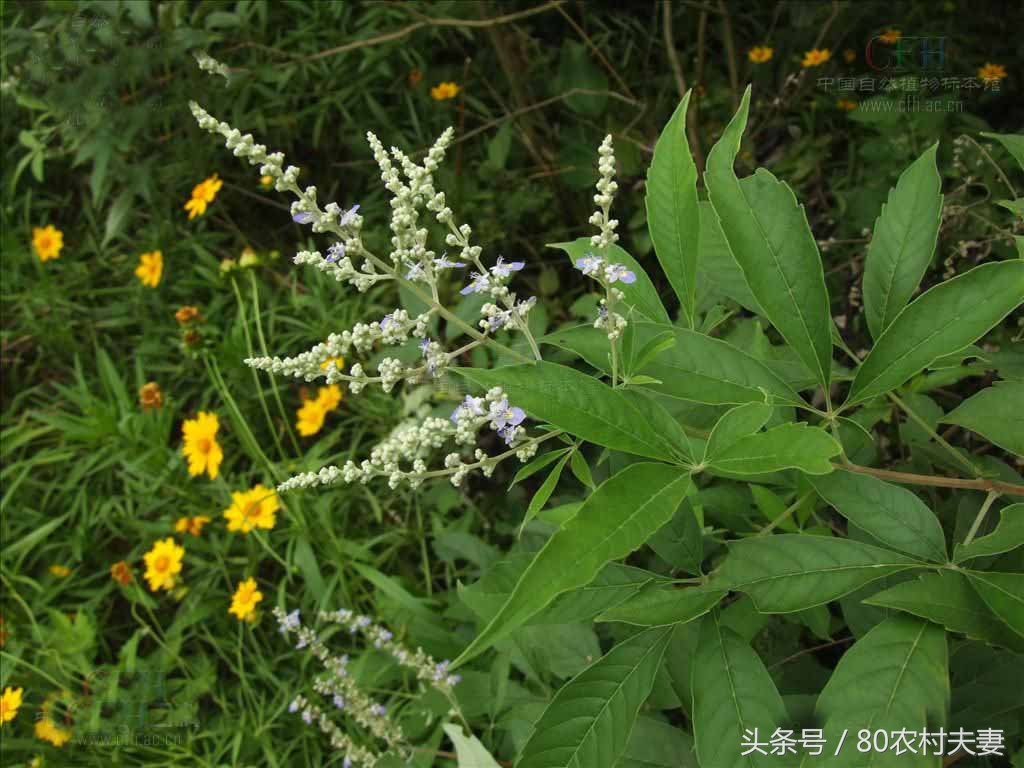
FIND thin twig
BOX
[838,463,1024,497]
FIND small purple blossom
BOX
[419,338,431,356]
[447,674,462,686]
[332,694,346,710]
[498,425,518,445]
[338,204,360,227]
[490,257,525,278]
[279,609,301,634]
[460,272,489,295]
[343,759,352,768]
[434,253,465,270]
[292,212,314,225]
[575,253,604,276]
[489,398,526,430]
[451,395,485,423]
[326,242,345,263]
[405,261,425,280]
[288,699,300,713]
[606,263,637,284]
[301,710,314,724]
[379,313,396,331]
[370,703,386,717]
[487,312,510,332]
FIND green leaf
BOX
[696,201,765,315]
[954,503,1024,562]
[648,499,704,573]
[569,448,595,490]
[541,324,613,374]
[867,570,1024,651]
[452,464,691,666]
[940,380,1024,457]
[705,86,833,392]
[646,91,700,327]
[521,452,572,532]
[712,535,919,612]
[863,144,944,339]
[966,571,1024,639]
[638,327,805,407]
[549,239,670,324]
[705,423,841,476]
[510,448,573,488]
[809,471,947,562]
[517,626,673,768]
[443,723,502,768]
[981,131,1024,173]
[103,190,135,247]
[845,260,1024,406]
[703,402,773,463]
[691,613,792,768]
[807,616,948,768]
[597,585,724,627]
[456,363,685,462]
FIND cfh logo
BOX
[866,36,946,71]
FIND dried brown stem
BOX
[838,463,1024,497]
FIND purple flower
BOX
[490,257,525,278]
[606,264,636,284]
[460,272,489,295]
[288,699,300,713]
[446,674,462,686]
[598,304,609,320]
[380,313,396,331]
[279,609,301,633]
[370,703,386,717]
[343,758,352,768]
[434,253,465,270]
[419,338,431,356]
[326,242,345,262]
[339,203,360,227]
[498,425,518,445]
[405,261,425,280]
[575,253,604,276]
[451,395,485,423]
[293,212,314,225]
[301,710,313,724]
[489,398,525,429]
[487,312,510,332]
[332,694,346,710]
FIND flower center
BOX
[244,501,261,520]
[154,555,169,572]
[197,437,212,453]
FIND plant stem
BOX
[838,462,1024,497]
[962,490,1000,547]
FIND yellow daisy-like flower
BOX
[748,46,774,64]
[316,384,343,412]
[260,175,273,189]
[175,305,201,325]
[174,515,211,537]
[843,48,856,63]
[110,560,132,585]
[296,398,327,437]
[181,411,223,480]
[143,537,184,592]
[837,98,858,111]
[801,48,832,68]
[878,28,902,44]
[430,81,461,101]
[1,686,23,725]
[224,485,279,534]
[134,250,163,287]
[978,63,1007,82]
[139,381,163,411]
[35,717,71,748]
[48,565,70,578]
[229,577,263,622]
[183,173,223,220]
[32,225,64,262]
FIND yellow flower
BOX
[837,98,858,111]
[1,686,23,725]
[879,28,902,44]
[174,515,211,537]
[181,411,223,480]
[134,250,163,287]
[978,63,1007,82]
[175,305,201,325]
[143,537,184,592]
[48,565,70,578]
[801,48,831,68]
[110,561,132,585]
[229,577,263,622]
[32,225,64,262]
[35,717,71,748]
[320,355,345,372]
[239,246,259,268]
[219,258,237,273]
[260,175,273,188]
[316,384,343,412]
[430,81,461,101]
[184,173,223,220]
[139,381,163,411]
[843,48,856,63]
[748,46,773,64]
[296,398,327,436]
[224,485,279,534]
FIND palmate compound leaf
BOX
[809,470,947,563]
[711,535,921,612]
[862,144,944,340]
[705,85,833,394]
[516,625,674,768]
[691,612,794,768]
[455,363,687,463]
[939,380,1024,457]
[865,570,1024,652]
[451,463,691,667]
[646,90,700,327]
[548,238,670,324]
[804,616,949,768]
[845,259,1024,407]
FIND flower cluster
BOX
[275,606,463,767]
[589,135,620,250]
